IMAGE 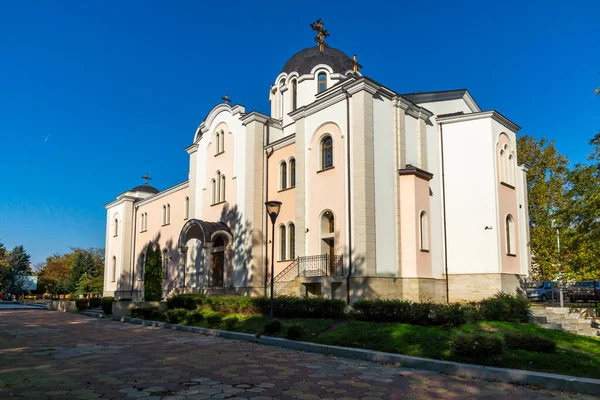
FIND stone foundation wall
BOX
[112,301,167,317]
[447,273,527,302]
[46,301,78,312]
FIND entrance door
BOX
[329,244,335,276]
[212,251,224,287]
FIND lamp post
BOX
[551,219,563,308]
[265,201,282,320]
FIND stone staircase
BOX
[530,307,600,337]
[80,307,105,318]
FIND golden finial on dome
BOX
[310,19,329,55]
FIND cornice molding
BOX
[105,195,137,209]
[185,143,198,155]
[398,165,434,181]
[194,103,246,143]
[135,181,190,207]
[437,110,521,133]
[266,133,296,150]
[240,111,270,126]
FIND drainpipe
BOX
[439,123,450,304]
[264,123,272,290]
[343,89,353,304]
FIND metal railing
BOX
[163,276,180,299]
[299,254,344,277]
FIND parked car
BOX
[526,281,560,302]
[568,281,600,303]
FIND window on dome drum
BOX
[280,225,287,261]
[289,223,295,259]
[290,158,296,187]
[114,218,118,237]
[184,197,189,219]
[420,211,429,251]
[162,249,168,279]
[280,161,287,190]
[220,175,226,202]
[321,136,333,169]
[318,72,327,93]
[506,214,516,256]
[292,79,298,111]
[111,256,116,282]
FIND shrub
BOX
[286,324,305,340]
[272,297,345,319]
[165,308,187,324]
[151,309,166,321]
[450,332,504,360]
[186,310,205,324]
[168,294,202,310]
[206,313,224,326]
[101,297,114,315]
[263,319,282,335]
[75,299,89,311]
[206,296,264,315]
[223,315,239,330]
[118,297,132,302]
[89,297,102,308]
[504,332,556,353]
[479,292,530,322]
[131,307,155,320]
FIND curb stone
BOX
[112,315,600,396]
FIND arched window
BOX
[318,72,327,93]
[508,154,514,186]
[280,79,285,118]
[216,171,221,203]
[279,225,287,260]
[292,79,298,111]
[114,218,118,237]
[143,213,147,231]
[215,131,220,154]
[167,204,171,224]
[184,196,189,219]
[280,161,287,190]
[506,214,516,255]
[220,175,226,202]
[211,179,216,204]
[420,211,429,251]
[290,158,296,187]
[162,205,166,225]
[139,213,143,233]
[499,149,505,182]
[220,130,224,153]
[289,223,295,259]
[162,249,168,279]
[321,211,334,234]
[111,256,116,282]
[321,136,333,169]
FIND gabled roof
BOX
[401,89,481,113]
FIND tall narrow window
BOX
[216,171,221,202]
[279,79,285,118]
[112,256,116,282]
[292,79,298,111]
[162,205,166,225]
[166,204,170,224]
[143,213,147,231]
[280,162,287,190]
[211,179,216,204]
[321,136,333,169]
[114,218,118,236]
[508,155,514,186]
[184,196,189,219]
[140,213,143,232]
[220,175,226,202]
[499,149,505,182]
[318,72,327,93]
[420,211,429,251]
[215,132,221,154]
[290,158,296,187]
[279,225,287,260]
[506,214,516,255]
[163,249,168,279]
[289,223,296,259]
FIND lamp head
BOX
[265,201,282,224]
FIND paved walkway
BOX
[0,310,595,400]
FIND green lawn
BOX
[165,308,600,380]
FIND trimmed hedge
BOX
[101,297,114,315]
[75,299,89,311]
[504,332,556,353]
[352,293,529,326]
[165,308,188,324]
[166,295,346,319]
[450,332,504,359]
[286,324,305,340]
[89,298,102,308]
[131,307,156,320]
[263,319,282,335]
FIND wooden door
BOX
[212,251,224,287]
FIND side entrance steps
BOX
[530,307,599,337]
[80,307,105,318]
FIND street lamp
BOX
[265,201,282,320]
[551,219,563,308]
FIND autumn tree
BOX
[517,136,570,279]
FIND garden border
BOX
[113,315,600,396]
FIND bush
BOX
[206,313,224,326]
[186,310,205,324]
[479,292,530,322]
[75,299,89,311]
[223,315,239,330]
[286,324,305,340]
[131,307,155,320]
[206,296,264,315]
[263,319,282,335]
[504,332,556,353]
[101,297,114,315]
[450,332,504,359]
[151,309,166,321]
[165,308,187,324]
[89,297,102,308]
[168,294,202,310]
[118,297,132,302]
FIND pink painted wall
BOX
[399,173,432,278]
[308,123,346,259]
[107,212,121,290]
[267,142,297,277]
[134,185,190,290]
[496,133,521,274]
[201,122,238,222]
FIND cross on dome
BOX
[141,173,152,185]
[310,19,329,55]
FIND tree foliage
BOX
[143,242,163,301]
[35,248,104,296]
[0,245,32,294]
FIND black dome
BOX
[281,46,354,75]
[131,185,159,194]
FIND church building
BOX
[103,21,531,303]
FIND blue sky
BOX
[1,0,598,264]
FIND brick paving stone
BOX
[0,310,595,400]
